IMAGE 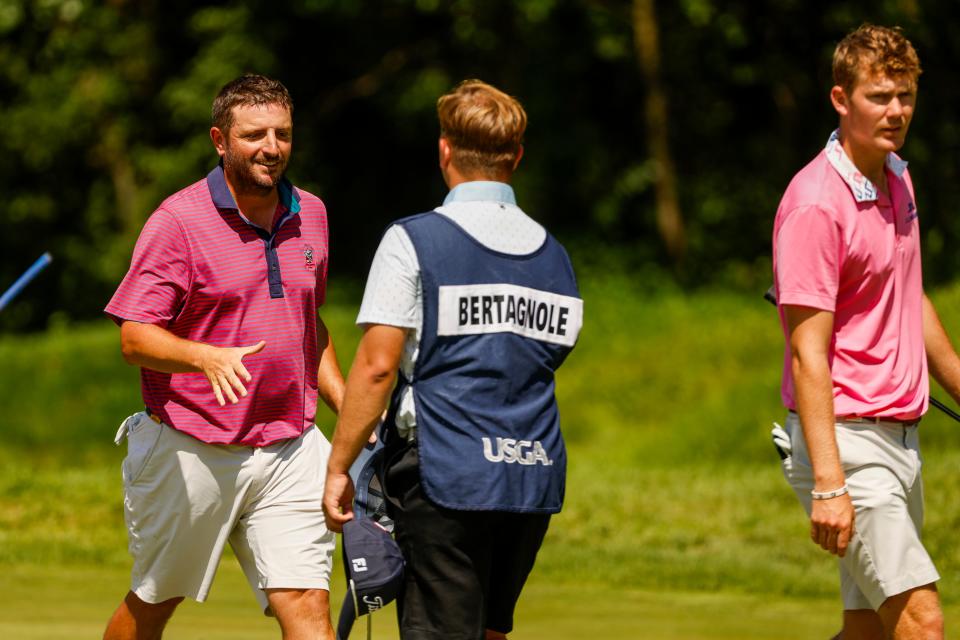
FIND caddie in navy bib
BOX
[387,211,583,513]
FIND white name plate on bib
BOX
[437,283,583,347]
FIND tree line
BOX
[2,0,955,331]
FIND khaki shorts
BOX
[781,412,939,610]
[115,412,335,611]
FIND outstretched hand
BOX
[323,471,355,533]
[199,341,267,406]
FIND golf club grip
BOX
[763,285,777,306]
[0,252,53,312]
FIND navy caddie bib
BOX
[390,211,583,513]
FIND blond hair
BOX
[437,79,526,178]
[833,24,921,93]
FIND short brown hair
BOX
[437,79,526,178]
[833,24,921,93]
[212,74,293,131]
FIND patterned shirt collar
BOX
[824,129,909,203]
[443,181,517,206]
[206,163,301,215]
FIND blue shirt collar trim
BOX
[278,178,301,214]
[206,163,301,215]
[442,181,516,206]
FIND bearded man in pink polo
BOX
[103,75,344,640]
[774,25,960,639]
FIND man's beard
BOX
[222,146,288,197]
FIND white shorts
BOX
[115,411,335,612]
[781,412,940,610]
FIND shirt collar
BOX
[824,129,909,203]
[206,163,301,215]
[442,181,517,206]
[277,178,301,215]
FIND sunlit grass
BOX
[5,277,960,636]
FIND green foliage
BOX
[4,1,960,331]
[0,321,140,452]
[0,460,126,566]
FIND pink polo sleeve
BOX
[775,205,842,312]
[316,230,329,308]
[104,208,191,327]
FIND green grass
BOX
[8,561,960,639]
[6,277,960,635]
[0,561,852,639]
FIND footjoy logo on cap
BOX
[352,558,368,572]
[362,596,384,611]
[482,437,553,466]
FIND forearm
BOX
[793,354,845,490]
[327,325,406,475]
[783,306,852,556]
[315,317,345,414]
[784,305,844,491]
[120,321,211,374]
[121,320,265,406]
[923,294,960,402]
[327,361,396,475]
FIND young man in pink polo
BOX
[103,75,345,640]
[774,25,960,638]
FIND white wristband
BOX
[811,484,848,500]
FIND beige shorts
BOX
[115,411,335,611]
[781,412,940,610]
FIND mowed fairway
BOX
[9,561,960,638]
[5,277,960,637]
[0,562,850,639]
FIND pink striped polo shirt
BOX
[105,165,330,445]
[773,132,927,420]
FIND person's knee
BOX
[880,585,943,639]
[104,591,183,639]
[841,608,884,640]
[267,587,329,610]
[266,588,331,627]
[904,605,944,638]
[126,592,184,621]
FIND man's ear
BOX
[438,136,453,170]
[512,144,524,171]
[210,127,227,158]
[830,85,849,118]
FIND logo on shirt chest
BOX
[905,201,919,223]
[303,244,316,271]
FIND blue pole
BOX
[0,252,53,313]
